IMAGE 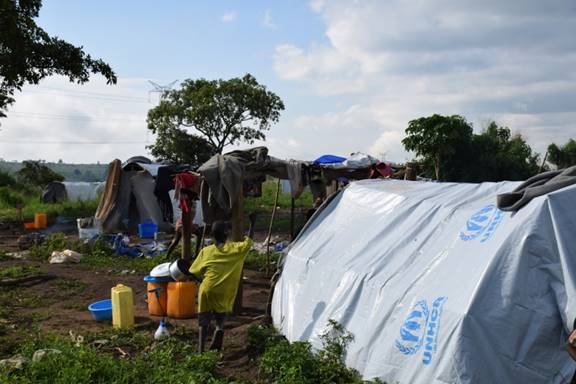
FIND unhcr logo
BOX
[395,297,447,365]
[459,204,504,243]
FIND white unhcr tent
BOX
[272,179,576,383]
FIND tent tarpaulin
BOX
[313,154,346,165]
[272,179,576,383]
[96,159,172,234]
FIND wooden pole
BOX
[181,203,192,261]
[265,179,281,277]
[290,197,295,241]
[538,152,548,173]
[232,187,244,315]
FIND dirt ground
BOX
[0,224,275,383]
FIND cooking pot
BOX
[169,259,193,282]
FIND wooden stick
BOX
[265,179,281,277]
[290,197,295,240]
[539,152,548,173]
[232,187,244,315]
[181,206,192,261]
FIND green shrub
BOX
[256,320,385,384]
[0,170,16,187]
[247,324,283,355]
[28,233,71,260]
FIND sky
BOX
[1,0,575,164]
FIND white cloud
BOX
[221,11,238,23]
[0,76,154,163]
[271,0,576,162]
[263,10,277,29]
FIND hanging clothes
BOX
[174,172,201,213]
[286,160,306,199]
[198,147,271,223]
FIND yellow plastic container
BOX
[167,282,196,319]
[111,284,134,329]
[34,213,47,229]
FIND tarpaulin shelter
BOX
[95,158,174,234]
[272,179,576,383]
[41,181,104,203]
[313,154,346,165]
[41,181,67,203]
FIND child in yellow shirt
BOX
[190,213,256,353]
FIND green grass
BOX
[0,196,98,223]
[53,279,88,295]
[244,249,281,270]
[27,232,169,275]
[245,180,313,211]
[0,329,231,384]
[0,251,13,261]
[0,266,40,279]
[78,253,168,275]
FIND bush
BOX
[16,160,64,187]
[0,187,25,208]
[28,233,71,260]
[247,324,283,356]
[0,170,16,187]
[255,320,385,384]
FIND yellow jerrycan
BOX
[111,284,134,329]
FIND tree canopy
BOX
[16,160,64,186]
[0,0,117,117]
[402,115,540,182]
[147,74,285,164]
[402,114,473,180]
[547,139,576,169]
[148,127,216,167]
[465,122,540,182]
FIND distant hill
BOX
[0,160,109,182]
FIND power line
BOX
[0,140,148,144]
[8,111,145,122]
[36,85,148,101]
[22,89,150,104]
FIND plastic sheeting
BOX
[62,182,103,201]
[272,179,576,383]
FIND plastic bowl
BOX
[88,299,112,321]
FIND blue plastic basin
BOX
[138,222,158,239]
[88,299,112,321]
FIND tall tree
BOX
[148,127,215,167]
[402,117,540,182]
[402,114,473,180]
[16,160,64,186]
[0,0,116,117]
[147,74,285,161]
[467,122,539,182]
[547,139,576,169]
